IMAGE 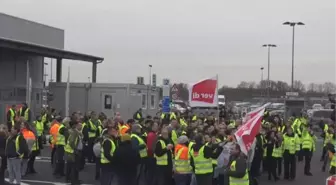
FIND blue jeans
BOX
[174,173,192,185]
[101,168,114,185]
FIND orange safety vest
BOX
[49,123,60,148]
[175,144,189,160]
[118,123,130,136]
[21,128,36,140]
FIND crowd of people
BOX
[0,103,335,185]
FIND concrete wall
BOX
[0,48,44,122]
[49,83,160,119]
[0,13,64,49]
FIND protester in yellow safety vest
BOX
[326,138,336,175]
[19,103,31,123]
[170,119,179,145]
[154,127,174,185]
[321,122,330,161]
[54,117,70,177]
[322,127,335,172]
[283,127,300,180]
[174,135,192,184]
[266,131,280,181]
[130,124,148,158]
[100,125,118,185]
[7,104,16,131]
[191,114,197,122]
[87,112,99,163]
[64,120,83,184]
[179,116,188,128]
[6,123,28,185]
[191,134,222,185]
[301,126,316,176]
[227,144,249,185]
[33,116,44,150]
[133,108,143,121]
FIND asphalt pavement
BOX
[5,139,331,185]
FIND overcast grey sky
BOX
[1,0,335,87]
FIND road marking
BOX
[35,159,95,166]
[6,178,93,185]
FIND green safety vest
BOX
[42,114,47,124]
[171,130,178,146]
[56,124,66,146]
[88,120,97,138]
[131,134,148,158]
[34,121,44,136]
[9,108,15,122]
[272,144,283,158]
[191,145,213,174]
[188,142,194,151]
[80,122,86,133]
[229,160,249,185]
[136,113,141,120]
[192,115,197,121]
[302,133,314,151]
[64,134,78,154]
[170,112,177,120]
[19,108,29,121]
[179,118,188,127]
[100,138,116,164]
[155,140,168,166]
[174,146,192,173]
[32,139,39,151]
[283,134,300,154]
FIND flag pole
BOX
[65,66,70,117]
[26,60,30,106]
[216,74,220,122]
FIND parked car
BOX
[309,109,333,132]
[312,104,323,110]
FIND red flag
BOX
[188,76,218,107]
[235,106,265,155]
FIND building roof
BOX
[0,37,104,63]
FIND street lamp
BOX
[147,64,153,115]
[262,44,277,99]
[283,21,305,91]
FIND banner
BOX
[242,102,271,123]
[188,76,218,107]
[235,105,266,155]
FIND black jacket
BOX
[114,140,140,175]
[0,134,7,157]
[154,137,173,167]
[227,154,248,178]
[254,134,264,159]
[101,137,117,169]
[5,134,28,159]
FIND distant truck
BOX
[218,95,226,106]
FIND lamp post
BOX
[283,21,305,91]
[147,64,152,115]
[262,44,277,99]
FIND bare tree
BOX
[293,80,306,92]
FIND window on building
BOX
[150,94,155,109]
[36,93,40,101]
[142,94,147,109]
[104,95,112,109]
